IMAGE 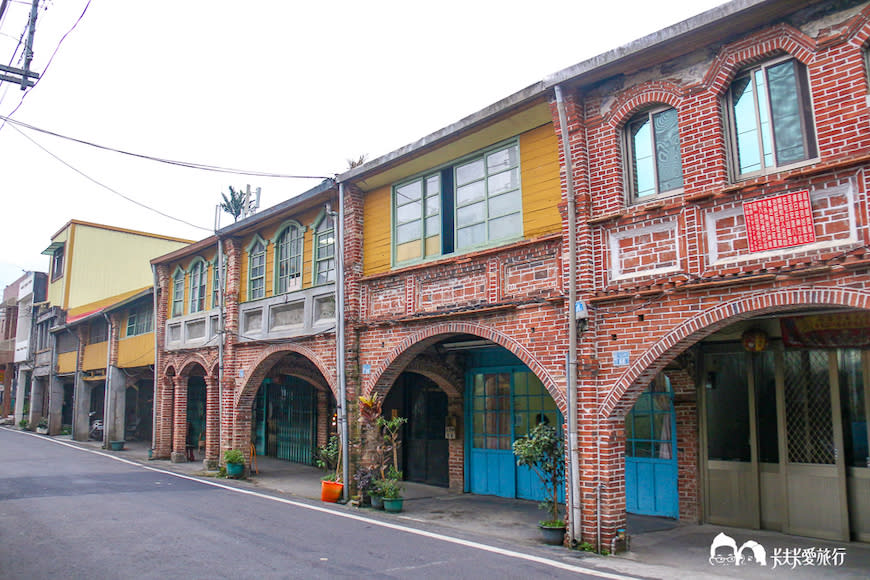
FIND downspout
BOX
[151,265,159,454]
[336,183,350,501]
[216,235,225,463]
[554,84,581,545]
[103,312,113,448]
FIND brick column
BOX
[154,375,175,458]
[171,376,188,462]
[204,375,220,469]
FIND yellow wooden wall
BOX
[362,122,561,276]
[519,124,562,238]
[56,351,77,374]
[82,341,108,371]
[118,333,154,367]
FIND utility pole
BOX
[0,0,41,89]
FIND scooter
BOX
[88,411,103,441]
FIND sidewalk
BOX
[52,434,870,579]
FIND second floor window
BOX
[276,224,304,293]
[314,215,335,285]
[189,261,207,313]
[626,106,683,200]
[212,258,226,309]
[89,318,108,344]
[728,57,817,177]
[172,270,184,317]
[51,246,65,280]
[249,241,266,300]
[126,303,153,337]
[392,140,522,265]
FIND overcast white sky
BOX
[0,0,728,290]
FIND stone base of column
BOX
[170,451,188,463]
[203,458,218,471]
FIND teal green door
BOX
[467,366,562,501]
[625,376,678,518]
[254,378,316,464]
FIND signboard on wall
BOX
[781,312,870,348]
[743,190,815,253]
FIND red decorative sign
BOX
[743,190,815,253]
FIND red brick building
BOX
[152,0,870,549]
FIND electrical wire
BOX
[0,0,90,131]
[0,114,332,179]
[9,120,213,232]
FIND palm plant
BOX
[220,186,246,222]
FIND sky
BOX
[0,0,729,290]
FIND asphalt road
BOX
[0,429,628,579]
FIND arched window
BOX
[625,105,683,201]
[726,56,817,177]
[189,260,207,313]
[248,239,266,300]
[171,268,185,317]
[275,223,304,293]
[313,214,335,285]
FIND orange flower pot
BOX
[321,480,343,503]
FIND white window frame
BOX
[273,221,305,294]
[247,236,267,301]
[171,267,185,317]
[188,258,207,313]
[312,212,335,286]
[726,55,818,180]
[624,105,684,202]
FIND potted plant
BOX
[224,448,245,478]
[512,422,566,545]
[35,417,49,435]
[18,418,29,431]
[378,471,404,513]
[316,435,343,502]
[352,466,375,506]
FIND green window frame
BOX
[274,221,304,294]
[126,303,153,337]
[188,259,207,313]
[625,106,683,201]
[391,140,522,266]
[171,268,184,317]
[212,257,226,309]
[312,213,335,285]
[727,56,817,178]
[394,173,441,263]
[247,237,267,300]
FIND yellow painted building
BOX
[43,220,193,316]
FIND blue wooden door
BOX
[467,366,563,502]
[625,377,678,518]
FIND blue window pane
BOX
[630,117,655,197]
[768,60,805,165]
[732,75,762,174]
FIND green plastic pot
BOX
[226,462,244,478]
[383,497,404,513]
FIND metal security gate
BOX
[254,378,316,465]
[625,376,678,518]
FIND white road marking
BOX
[6,428,636,580]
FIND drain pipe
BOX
[216,234,225,464]
[151,265,159,455]
[554,84,581,545]
[335,183,350,501]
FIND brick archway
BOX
[602,285,870,420]
[364,321,565,411]
[236,343,335,410]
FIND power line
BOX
[0,114,333,179]
[0,0,90,131]
[9,121,213,232]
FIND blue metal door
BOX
[625,376,678,518]
[467,365,562,501]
